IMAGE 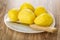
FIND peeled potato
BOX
[8,8,18,22]
[34,6,47,16]
[34,13,53,26]
[19,2,35,12]
[18,9,35,24]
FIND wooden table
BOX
[0,0,60,40]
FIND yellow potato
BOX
[34,6,47,16]
[8,8,18,22]
[34,13,53,26]
[20,2,35,12]
[18,9,35,24]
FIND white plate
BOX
[4,12,55,33]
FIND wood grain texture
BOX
[0,0,60,40]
